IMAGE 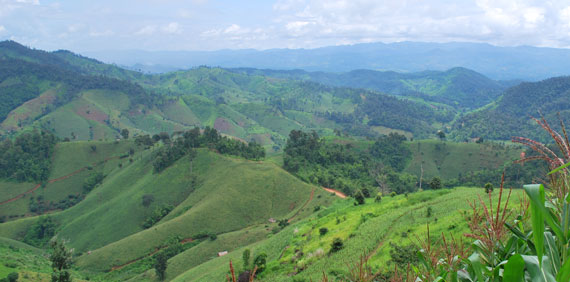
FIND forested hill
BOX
[0,41,456,146]
[0,40,144,81]
[452,76,570,141]
[230,67,515,109]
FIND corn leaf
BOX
[525,184,546,266]
[503,254,525,282]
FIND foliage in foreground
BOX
[396,116,570,281]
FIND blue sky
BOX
[1,0,569,52]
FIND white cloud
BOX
[0,25,5,33]
[16,0,39,5]
[135,25,156,35]
[162,22,182,34]
[89,30,114,37]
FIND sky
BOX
[1,0,570,52]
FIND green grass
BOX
[74,149,327,272]
[172,187,523,281]
[0,140,140,220]
[0,181,36,203]
[404,140,521,180]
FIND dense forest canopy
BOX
[0,130,57,182]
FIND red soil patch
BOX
[75,106,109,123]
[2,91,57,130]
[214,117,233,133]
[322,187,347,198]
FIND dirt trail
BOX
[322,187,347,198]
[288,187,315,223]
[0,156,121,206]
[110,238,194,271]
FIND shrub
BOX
[484,182,493,193]
[7,272,18,282]
[330,238,344,253]
[319,227,328,236]
[142,194,154,207]
[354,190,365,205]
[253,253,267,273]
[375,193,382,203]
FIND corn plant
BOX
[409,116,570,281]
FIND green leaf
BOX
[548,161,570,175]
[524,184,564,241]
[522,255,554,282]
[557,258,570,282]
[467,253,485,282]
[544,232,560,274]
[503,254,525,282]
[525,184,545,266]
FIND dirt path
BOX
[110,238,194,271]
[0,156,121,206]
[322,187,347,198]
[288,187,315,223]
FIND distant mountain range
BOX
[85,41,570,81]
[3,40,570,143]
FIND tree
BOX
[429,177,442,190]
[242,249,251,270]
[121,128,129,139]
[154,252,168,281]
[354,190,365,205]
[319,227,329,236]
[436,130,446,141]
[484,182,494,193]
[7,272,18,282]
[50,240,72,282]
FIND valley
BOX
[0,40,566,282]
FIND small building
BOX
[218,251,228,257]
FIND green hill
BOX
[0,143,331,280]
[171,187,523,281]
[0,41,459,146]
[231,67,512,109]
[452,76,570,141]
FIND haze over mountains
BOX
[85,41,570,81]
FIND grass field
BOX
[172,187,524,281]
[404,140,522,180]
[0,140,141,220]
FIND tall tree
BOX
[50,240,72,282]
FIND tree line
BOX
[283,130,417,196]
[145,126,265,173]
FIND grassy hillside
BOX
[0,144,332,281]
[172,187,524,281]
[404,140,522,181]
[73,149,328,271]
[0,140,139,221]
